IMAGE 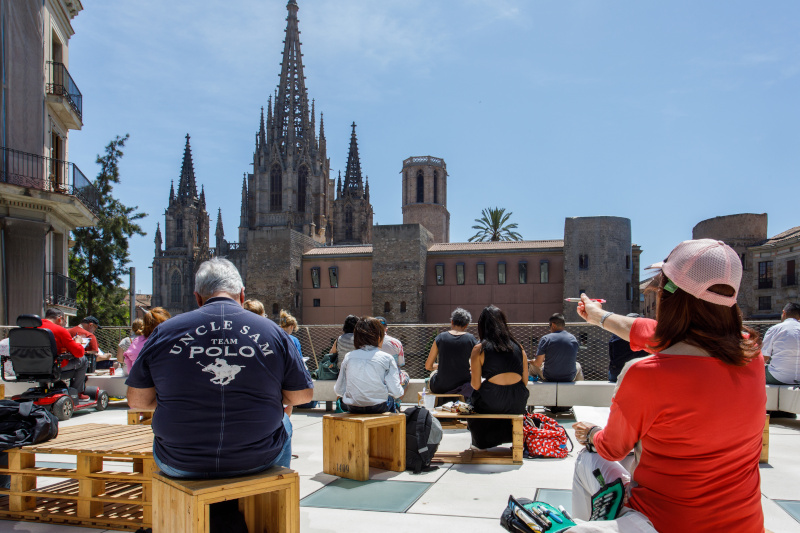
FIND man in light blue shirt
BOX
[763,302,800,386]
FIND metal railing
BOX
[44,273,77,309]
[0,321,779,381]
[0,147,101,215]
[46,61,83,120]
[403,156,445,169]
[758,279,774,290]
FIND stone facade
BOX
[401,156,450,243]
[371,225,432,323]
[562,216,638,322]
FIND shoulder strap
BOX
[416,408,432,467]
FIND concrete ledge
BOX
[556,382,614,408]
[778,385,800,414]
[527,382,557,405]
[766,384,780,411]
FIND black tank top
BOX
[481,342,523,379]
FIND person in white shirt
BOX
[334,317,404,413]
[375,316,410,390]
[763,302,800,386]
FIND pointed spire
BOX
[169,180,175,203]
[215,208,224,236]
[342,122,364,198]
[200,185,206,208]
[177,134,198,202]
[155,223,163,253]
[239,174,248,228]
[259,106,266,148]
[336,170,342,198]
[274,0,311,155]
[319,112,326,155]
[365,176,370,203]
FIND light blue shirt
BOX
[334,346,404,407]
[764,317,800,384]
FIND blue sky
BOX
[67,0,800,294]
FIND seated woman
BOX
[330,314,358,363]
[425,307,477,399]
[334,317,404,414]
[124,307,170,375]
[467,306,530,450]
[116,318,144,371]
[570,239,764,532]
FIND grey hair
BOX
[194,258,244,299]
[450,307,472,327]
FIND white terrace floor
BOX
[1,403,799,533]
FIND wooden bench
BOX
[0,423,155,531]
[322,413,406,481]
[431,412,524,465]
[152,466,299,533]
[127,409,154,425]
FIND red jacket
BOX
[41,319,85,365]
[67,326,99,352]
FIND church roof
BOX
[428,240,564,254]
[759,226,800,247]
[304,245,373,257]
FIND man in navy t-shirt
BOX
[530,313,583,382]
[126,258,313,478]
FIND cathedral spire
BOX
[274,0,311,155]
[215,208,224,237]
[239,174,248,228]
[155,222,162,253]
[177,134,198,203]
[200,185,206,208]
[336,170,342,198]
[365,176,370,203]
[319,112,326,155]
[342,122,364,198]
[259,106,266,148]
[169,180,175,204]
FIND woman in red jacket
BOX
[571,239,765,533]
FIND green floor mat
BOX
[775,500,800,524]
[301,478,431,513]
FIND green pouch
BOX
[588,469,625,521]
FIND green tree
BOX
[69,134,146,324]
[469,207,523,242]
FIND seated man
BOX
[40,308,88,398]
[530,313,583,382]
[763,302,800,385]
[68,316,112,369]
[126,258,313,478]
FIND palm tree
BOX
[469,207,523,242]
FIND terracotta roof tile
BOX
[762,226,800,246]
[304,245,373,256]
[428,240,564,253]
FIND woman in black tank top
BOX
[425,308,477,398]
[468,306,530,450]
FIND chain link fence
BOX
[0,321,778,381]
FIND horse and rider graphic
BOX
[198,358,244,386]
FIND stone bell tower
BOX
[401,155,450,243]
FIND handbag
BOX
[311,353,339,380]
[522,412,573,458]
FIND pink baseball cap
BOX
[661,239,742,307]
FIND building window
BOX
[345,206,353,241]
[456,263,465,285]
[297,165,308,212]
[270,164,282,211]
[625,255,630,269]
[311,267,320,288]
[416,170,424,203]
[477,263,485,285]
[384,301,391,313]
[400,301,407,313]
[540,261,549,283]
[579,254,589,270]
[329,267,338,288]
[786,260,796,287]
[433,170,438,204]
[519,262,527,284]
[626,283,631,301]
[294,293,299,308]
[313,298,320,307]
[580,288,586,296]
[498,262,506,284]
[435,264,444,285]
[758,261,773,289]
[170,271,181,304]
[759,296,771,311]
[176,217,184,247]
[272,303,280,315]
[740,253,746,268]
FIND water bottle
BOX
[420,385,427,407]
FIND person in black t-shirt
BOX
[608,313,648,382]
[126,258,313,479]
[425,308,477,398]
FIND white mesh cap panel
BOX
[661,239,742,307]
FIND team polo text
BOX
[168,321,274,358]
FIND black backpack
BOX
[404,406,441,474]
[0,400,58,450]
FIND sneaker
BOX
[78,394,90,400]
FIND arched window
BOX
[433,170,438,204]
[170,271,181,304]
[270,164,282,211]
[384,302,391,313]
[176,217,184,247]
[272,303,280,315]
[297,165,308,213]
[416,170,424,203]
[400,301,407,313]
[345,206,353,241]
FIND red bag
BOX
[523,412,573,458]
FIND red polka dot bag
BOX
[523,412,573,458]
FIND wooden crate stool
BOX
[152,466,299,533]
[761,414,770,464]
[128,409,155,425]
[417,392,464,406]
[323,413,406,481]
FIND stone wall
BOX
[563,217,633,321]
[371,224,432,323]
[401,157,450,243]
[402,203,449,244]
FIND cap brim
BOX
[644,261,664,271]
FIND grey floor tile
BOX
[301,478,431,512]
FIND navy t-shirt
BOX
[126,297,313,474]
[536,330,579,381]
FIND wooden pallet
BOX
[431,412,524,465]
[127,409,155,425]
[0,423,155,530]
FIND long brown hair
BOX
[142,307,171,338]
[649,274,760,366]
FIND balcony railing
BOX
[781,274,797,287]
[45,272,77,309]
[46,61,82,120]
[0,147,101,216]
[758,278,774,290]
